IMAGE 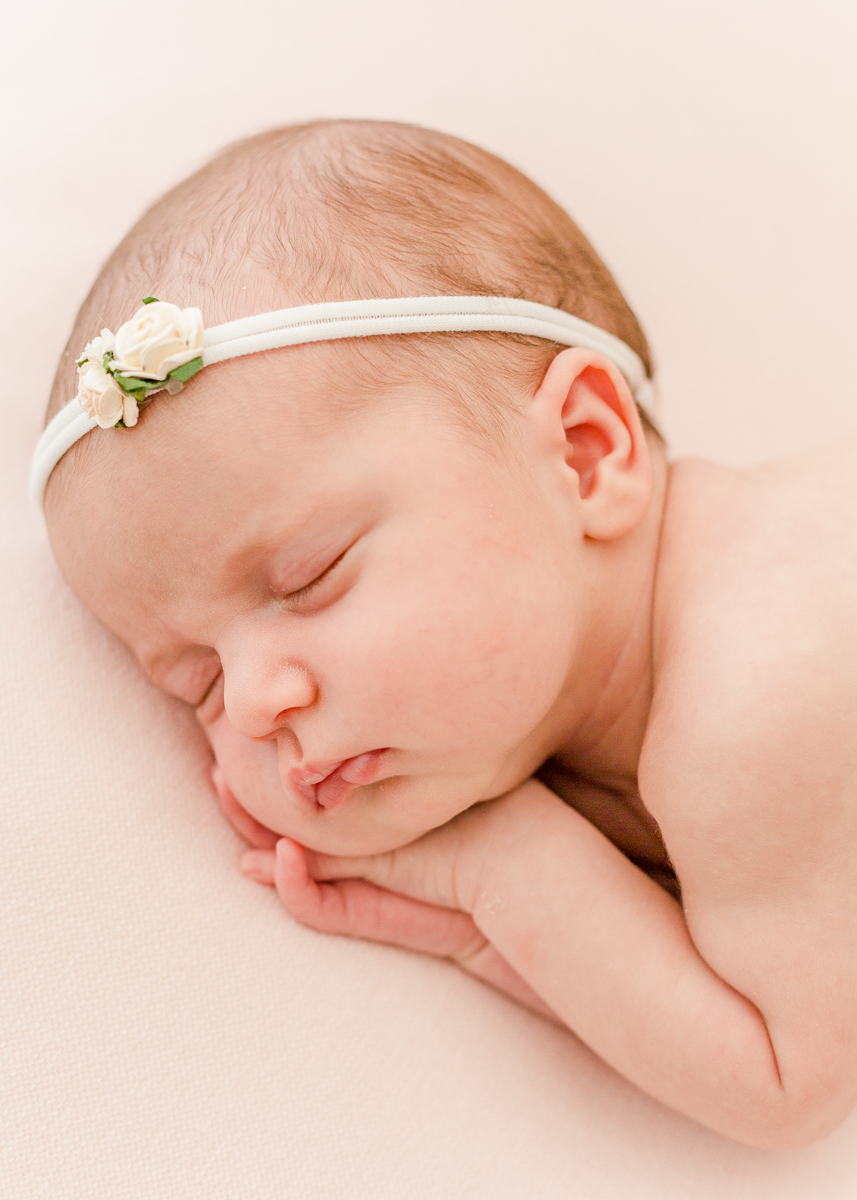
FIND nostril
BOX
[220,656,316,741]
[271,699,314,732]
[248,712,291,742]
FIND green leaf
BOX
[168,356,204,384]
[104,354,204,402]
[109,372,161,398]
[141,296,159,305]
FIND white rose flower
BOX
[79,328,116,367]
[122,394,139,427]
[77,359,138,428]
[111,302,204,381]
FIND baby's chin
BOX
[206,720,523,856]
[236,806,431,859]
[216,755,488,857]
[298,818,434,857]
[264,774,468,857]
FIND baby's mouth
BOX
[289,749,389,811]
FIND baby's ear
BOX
[530,347,655,540]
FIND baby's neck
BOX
[550,439,669,789]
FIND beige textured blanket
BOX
[3,1,857,1192]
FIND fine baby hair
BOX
[37,119,658,502]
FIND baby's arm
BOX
[239,775,856,1148]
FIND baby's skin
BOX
[48,334,857,1149]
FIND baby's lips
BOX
[288,749,389,811]
[338,749,387,784]
[295,762,342,787]
[313,749,389,811]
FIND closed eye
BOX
[280,546,350,607]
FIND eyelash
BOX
[281,548,349,606]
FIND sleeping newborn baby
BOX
[36,120,857,1147]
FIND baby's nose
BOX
[222,659,318,740]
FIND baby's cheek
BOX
[204,713,287,831]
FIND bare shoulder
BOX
[742,435,857,497]
[637,443,857,1107]
[642,445,857,892]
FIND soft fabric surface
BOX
[4,1,857,1193]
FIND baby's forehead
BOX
[45,333,538,621]
[48,347,520,627]
[187,330,531,459]
[53,340,479,526]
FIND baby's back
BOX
[649,436,857,856]
[655,437,857,742]
[638,438,857,1130]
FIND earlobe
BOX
[533,347,654,541]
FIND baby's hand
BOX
[211,765,280,851]
[228,780,559,1024]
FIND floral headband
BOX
[30,295,653,509]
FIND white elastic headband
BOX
[31,295,653,509]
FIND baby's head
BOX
[42,120,664,855]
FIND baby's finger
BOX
[272,837,482,956]
[240,848,277,885]
[212,767,279,849]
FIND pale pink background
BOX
[2,2,856,1195]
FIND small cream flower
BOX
[112,302,204,381]
[78,329,116,367]
[77,359,139,428]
